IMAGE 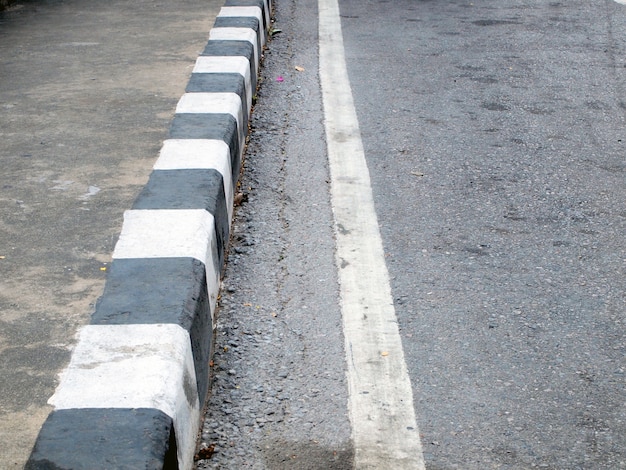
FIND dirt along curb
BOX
[0,0,16,12]
[25,0,271,468]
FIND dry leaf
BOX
[196,444,215,460]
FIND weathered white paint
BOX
[218,7,266,47]
[49,324,199,470]
[209,28,259,76]
[225,0,270,31]
[113,209,214,263]
[176,92,243,135]
[155,139,234,222]
[175,92,245,157]
[318,0,426,467]
[112,209,220,315]
[193,56,253,111]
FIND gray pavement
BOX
[195,0,626,468]
[0,0,220,466]
[341,0,626,468]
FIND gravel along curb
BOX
[25,1,271,468]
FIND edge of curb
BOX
[25,1,271,468]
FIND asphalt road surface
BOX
[339,0,626,468]
[198,0,626,468]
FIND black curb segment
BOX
[213,16,264,60]
[133,169,230,268]
[186,73,251,127]
[201,40,258,91]
[26,0,271,468]
[224,0,271,31]
[0,0,17,12]
[170,113,242,180]
[92,257,212,402]
[26,409,179,470]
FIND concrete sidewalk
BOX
[0,0,242,466]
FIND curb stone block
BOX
[25,409,178,470]
[26,0,271,468]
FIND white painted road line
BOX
[318,0,426,468]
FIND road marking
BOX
[318,0,426,468]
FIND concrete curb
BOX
[25,1,270,468]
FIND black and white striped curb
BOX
[26,1,270,468]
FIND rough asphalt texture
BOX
[197,0,626,468]
[195,1,354,468]
[339,0,626,468]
